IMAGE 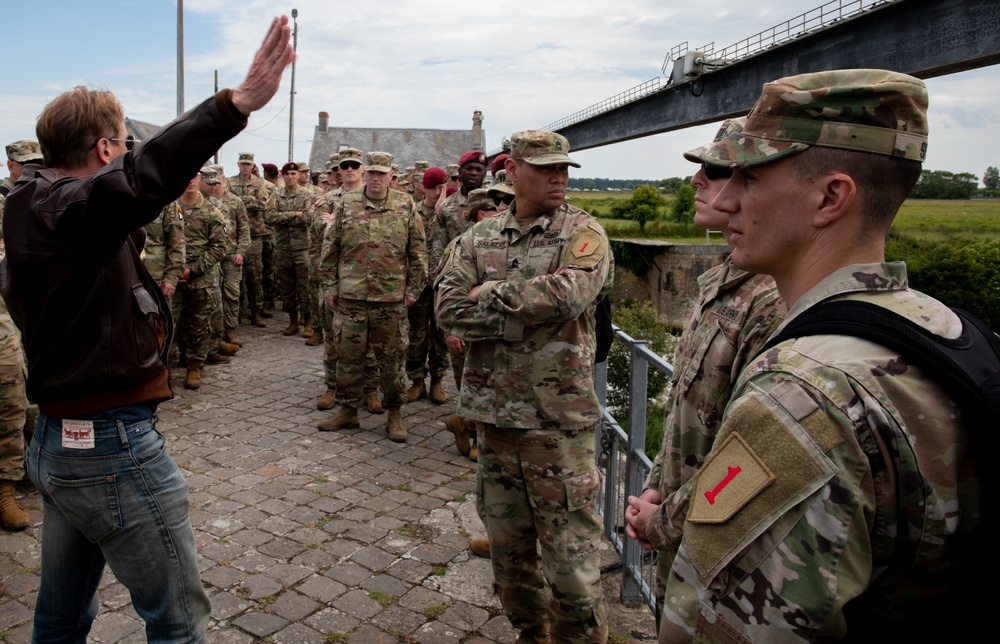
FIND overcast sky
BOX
[4,0,998,182]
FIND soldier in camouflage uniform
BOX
[141,195,186,302]
[202,165,250,347]
[311,149,382,412]
[622,120,787,633]
[226,152,274,327]
[2,140,43,197]
[432,152,488,465]
[170,177,228,389]
[436,131,612,643]
[405,166,450,405]
[318,151,427,442]
[0,195,28,530]
[267,162,314,336]
[625,70,984,642]
[445,163,460,191]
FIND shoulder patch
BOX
[687,432,774,523]
[571,229,602,258]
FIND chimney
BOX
[472,110,484,151]
[318,111,329,134]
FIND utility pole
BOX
[177,0,184,116]
[214,70,219,163]
[288,8,298,162]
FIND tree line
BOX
[572,167,1000,200]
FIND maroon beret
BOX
[490,154,510,176]
[261,163,279,174]
[422,167,448,190]
[280,162,299,174]
[459,151,487,168]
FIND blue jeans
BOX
[27,412,209,643]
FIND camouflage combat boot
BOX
[282,313,299,336]
[316,387,337,410]
[305,328,323,346]
[206,352,231,364]
[224,328,243,347]
[317,405,359,431]
[469,539,490,558]
[406,380,426,402]
[301,315,313,339]
[259,305,274,318]
[218,339,240,356]
[386,407,406,442]
[185,359,204,389]
[429,377,447,405]
[445,414,470,456]
[0,480,29,530]
[251,310,267,327]
[365,390,384,414]
[516,622,551,644]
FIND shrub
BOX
[610,185,666,230]
[669,184,696,223]
[606,300,678,419]
[886,232,1000,331]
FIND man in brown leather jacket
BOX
[0,17,293,643]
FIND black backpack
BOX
[758,299,1000,635]
[759,300,1000,428]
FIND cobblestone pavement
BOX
[0,322,656,643]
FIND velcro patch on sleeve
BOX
[570,229,603,259]
[683,386,840,581]
[687,432,774,524]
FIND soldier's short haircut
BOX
[792,146,921,236]
[36,86,124,170]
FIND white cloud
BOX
[3,1,998,180]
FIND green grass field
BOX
[572,188,1000,242]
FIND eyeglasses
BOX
[702,163,733,181]
[91,134,139,152]
[492,195,514,207]
[339,161,362,170]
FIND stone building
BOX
[308,111,484,172]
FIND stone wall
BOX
[613,240,730,330]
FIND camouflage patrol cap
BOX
[694,69,928,168]
[391,164,400,174]
[238,152,255,163]
[296,161,310,172]
[398,177,410,187]
[329,152,341,164]
[366,151,393,173]
[683,117,747,164]
[199,166,221,184]
[445,164,460,178]
[5,140,43,163]
[338,148,364,166]
[466,188,495,219]
[413,161,430,174]
[487,169,515,198]
[510,130,580,168]
[209,163,225,177]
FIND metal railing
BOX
[594,325,674,610]
[663,0,893,73]
[543,77,662,132]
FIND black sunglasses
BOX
[492,194,514,206]
[702,163,733,181]
[339,161,362,170]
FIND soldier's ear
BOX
[812,172,856,230]
[504,158,518,182]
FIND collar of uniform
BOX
[782,261,909,327]
[501,202,555,235]
[697,255,757,300]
